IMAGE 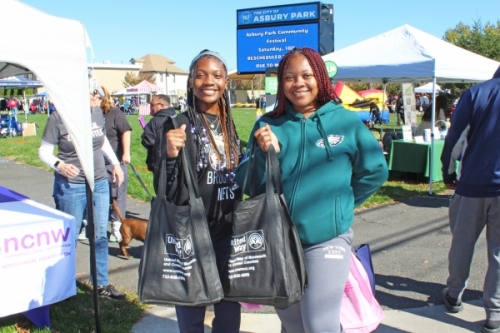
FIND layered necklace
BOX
[203,113,219,130]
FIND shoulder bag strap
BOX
[241,139,258,198]
[171,116,199,199]
[155,121,168,199]
[266,144,283,196]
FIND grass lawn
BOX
[0,109,446,332]
[0,281,149,333]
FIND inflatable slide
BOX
[333,82,389,123]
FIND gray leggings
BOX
[276,229,353,333]
[446,194,500,321]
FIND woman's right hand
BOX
[57,161,80,178]
[166,124,187,157]
[254,124,280,153]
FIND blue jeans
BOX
[53,174,110,286]
[175,236,241,333]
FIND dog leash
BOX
[128,162,153,201]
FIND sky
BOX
[20,0,500,72]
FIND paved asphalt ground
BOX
[0,155,491,332]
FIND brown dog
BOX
[112,199,148,258]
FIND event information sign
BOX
[237,2,323,74]
[237,24,318,73]
[402,83,417,127]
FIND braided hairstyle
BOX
[186,50,241,171]
[268,47,340,118]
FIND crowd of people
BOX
[29,45,500,333]
[0,97,22,115]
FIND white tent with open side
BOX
[1,1,108,330]
[1,0,95,189]
[322,24,500,193]
[322,24,500,84]
[126,80,163,93]
[415,82,442,94]
[0,0,106,323]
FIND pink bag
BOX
[239,302,264,311]
[341,252,384,333]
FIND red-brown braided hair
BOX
[268,47,340,118]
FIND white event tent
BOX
[415,82,442,94]
[322,24,500,193]
[1,0,95,189]
[1,1,107,329]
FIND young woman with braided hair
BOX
[161,50,242,333]
[235,47,388,333]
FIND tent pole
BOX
[381,79,388,138]
[85,180,102,333]
[23,89,27,123]
[258,74,262,109]
[429,77,437,195]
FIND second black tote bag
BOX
[221,143,307,309]
[137,116,223,306]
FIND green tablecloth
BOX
[388,139,445,182]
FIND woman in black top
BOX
[161,50,243,333]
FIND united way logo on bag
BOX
[230,230,265,256]
[165,234,195,259]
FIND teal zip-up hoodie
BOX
[235,101,388,246]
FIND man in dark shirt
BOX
[141,94,176,173]
[440,66,500,333]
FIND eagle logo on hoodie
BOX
[316,135,344,148]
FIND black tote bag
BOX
[137,117,223,306]
[221,144,307,309]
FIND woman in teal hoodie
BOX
[235,47,388,333]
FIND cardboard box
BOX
[22,123,36,137]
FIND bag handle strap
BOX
[241,139,259,198]
[171,116,199,199]
[242,140,283,199]
[156,156,168,200]
[156,123,168,199]
[155,117,184,201]
[266,144,283,196]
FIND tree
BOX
[122,71,156,88]
[444,20,500,62]
[345,82,370,92]
[442,19,500,100]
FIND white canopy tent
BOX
[322,24,499,84]
[1,2,107,330]
[415,82,442,94]
[322,24,500,193]
[1,0,95,189]
[125,80,163,93]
